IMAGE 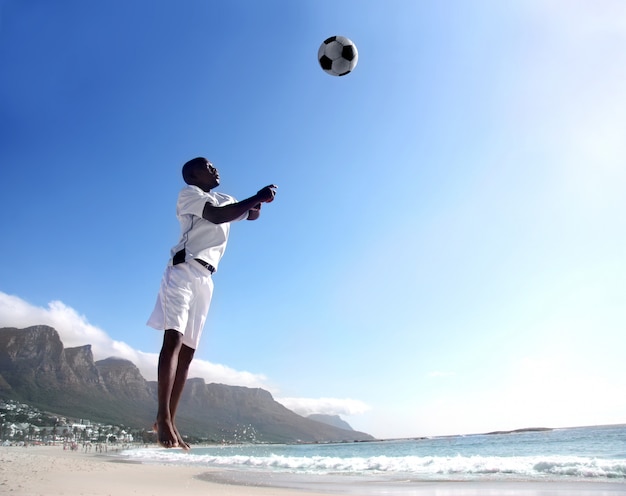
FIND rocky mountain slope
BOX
[307,414,355,431]
[0,326,374,443]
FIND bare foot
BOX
[153,421,189,450]
[153,420,179,449]
[174,426,191,451]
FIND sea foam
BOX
[121,450,626,480]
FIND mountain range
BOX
[0,325,374,443]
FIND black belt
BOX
[194,258,215,274]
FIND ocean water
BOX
[121,424,626,485]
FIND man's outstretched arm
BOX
[202,185,276,224]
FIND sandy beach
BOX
[1,444,624,496]
[0,444,321,496]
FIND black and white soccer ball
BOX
[317,36,358,77]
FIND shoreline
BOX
[1,445,624,496]
[200,470,626,495]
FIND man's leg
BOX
[156,329,184,448]
[168,344,195,449]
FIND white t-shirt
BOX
[170,185,247,270]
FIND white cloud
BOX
[187,360,268,389]
[0,292,374,425]
[277,397,371,417]
[0,291,268,386]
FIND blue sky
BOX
[1,0,625,439]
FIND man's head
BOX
[182,157,219,192]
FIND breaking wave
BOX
[121,449,626,481]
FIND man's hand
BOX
[257,185,277,203]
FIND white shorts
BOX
[147,260,214,350]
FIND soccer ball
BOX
[317,36,358,77]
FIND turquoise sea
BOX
[121,424,626,492]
